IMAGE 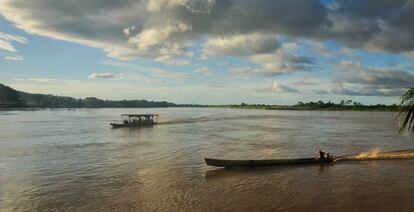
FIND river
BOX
[1,108,413,211]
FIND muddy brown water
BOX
[1,108,413,211]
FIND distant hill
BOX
[0,83,25,107]
[0,83,176,108]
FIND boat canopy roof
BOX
[121,114,159,117]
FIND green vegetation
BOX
[0,83,25,108]
[398,88,414,134]
[215,100,397,111]
[0,83,398,111]
[0,83,176,108]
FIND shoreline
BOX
[0,106,398,112]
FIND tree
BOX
[82,97,105,107]
[398,88,414,134]
[0,84,23,107]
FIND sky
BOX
[1,0,414,105]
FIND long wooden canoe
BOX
[204,157,335,167]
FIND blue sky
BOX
[1,0,414,104]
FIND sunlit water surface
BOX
[1,108,414,211]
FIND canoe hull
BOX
[205,157,334,167]
[110,123,126,128]
[110,123,156,128]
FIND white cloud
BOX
[146,0,187,12]
[231,43,316,77]
[123,25,136,36]
[88,73,123,80]
[28,78,55,83]
[13,78,81,84]
[0,32,27,52]
[256,81,299,94]
[0,32,27,43]
[152,43,192,65]
[4,55,24,61]
[125,21,193,65]
[270,81,299,93]
[0,39,16,52]
[195,66,211,75]
[203,33,279,57]
[128,21,191,49]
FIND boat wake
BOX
[159,114,269,125]
[337,149,414,162]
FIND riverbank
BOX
[211,103,398,112]
[1,83,398,111]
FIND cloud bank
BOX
[2,0,414,64]
[1,0,414,101]
[332,61,414,96]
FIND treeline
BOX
[0,83,399,110]
[79,97,176,108]
[223,100,398,111]
[292,100,397,111]
[0,83,176,108]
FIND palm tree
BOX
[398,88,414,134]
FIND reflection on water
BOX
[1,108,414,211]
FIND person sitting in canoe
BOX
[318,149,325,159]
[318,149,331,159]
